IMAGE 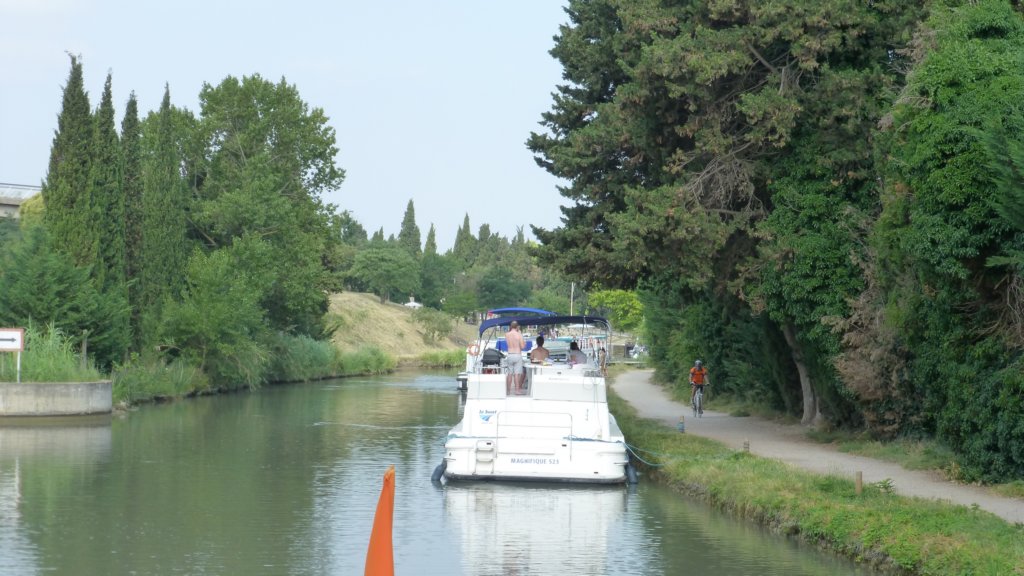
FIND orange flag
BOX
[364,465,396,576]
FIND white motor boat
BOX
[436,313,635,484]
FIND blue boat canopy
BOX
[487,307,557,317]
[479,315,610,336]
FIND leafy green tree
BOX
[869,0,1024,479]
[348,244,420,303]
[527,286,570,315]
[442,289,478,319]
[398,199,421,258]
[588,289,643,333]
[43,55,95,268]
[412,307,455,342]
[192,74,343,336]
[335,210,368,246]
[477,266,530,309]
[157,247,269,389]
[324,210,367,291]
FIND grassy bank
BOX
[113,336,397,406]
[608,387,1024,575]
[0,325,102,382]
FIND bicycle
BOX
[692,384,704,418]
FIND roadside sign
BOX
[0,328,25,352]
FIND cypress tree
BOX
[398,199,421,258]
[121,92,144,348]
[477,223,491,245]
[419,224,451,308]
[90,73,125,291]
[451,213,476,265]
[423,224,438,257]
[140,85,189,317]
[43,54,95,267]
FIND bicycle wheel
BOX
[696,390,703,417]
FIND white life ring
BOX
[468,344,481,356]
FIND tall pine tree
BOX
[451,213,476,266]
[140,86,190,323]
[90,73,126,291]
[423,224,438,256]
[121,92,144,348]
[43,55,95,267]
[398,199,422,258]
[419,223,452,308]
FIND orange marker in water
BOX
[364,465,395,576]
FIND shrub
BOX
[111,354,208,404]
[266,332,340,382]
[412,307,455,342]
[156,249,270,390]
[336,347,396,375]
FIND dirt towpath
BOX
[613,369,1024,525]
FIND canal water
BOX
[0,371,875,575]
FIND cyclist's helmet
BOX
[695,359,702,367]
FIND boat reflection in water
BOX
[443,482,627,576]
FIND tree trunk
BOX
[781,323,822,426]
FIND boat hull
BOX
[443,435,628,484]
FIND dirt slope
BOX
[327,292,477,361]
[613,369,1024,525]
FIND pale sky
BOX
[0,0,570,251]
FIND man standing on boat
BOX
[506,320,526,393]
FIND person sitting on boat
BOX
[568,341,588,365]
[506,320,526,392]
[530,335,550,364]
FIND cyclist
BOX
[689,360,709,412]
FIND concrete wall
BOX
[0,381,112,416]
